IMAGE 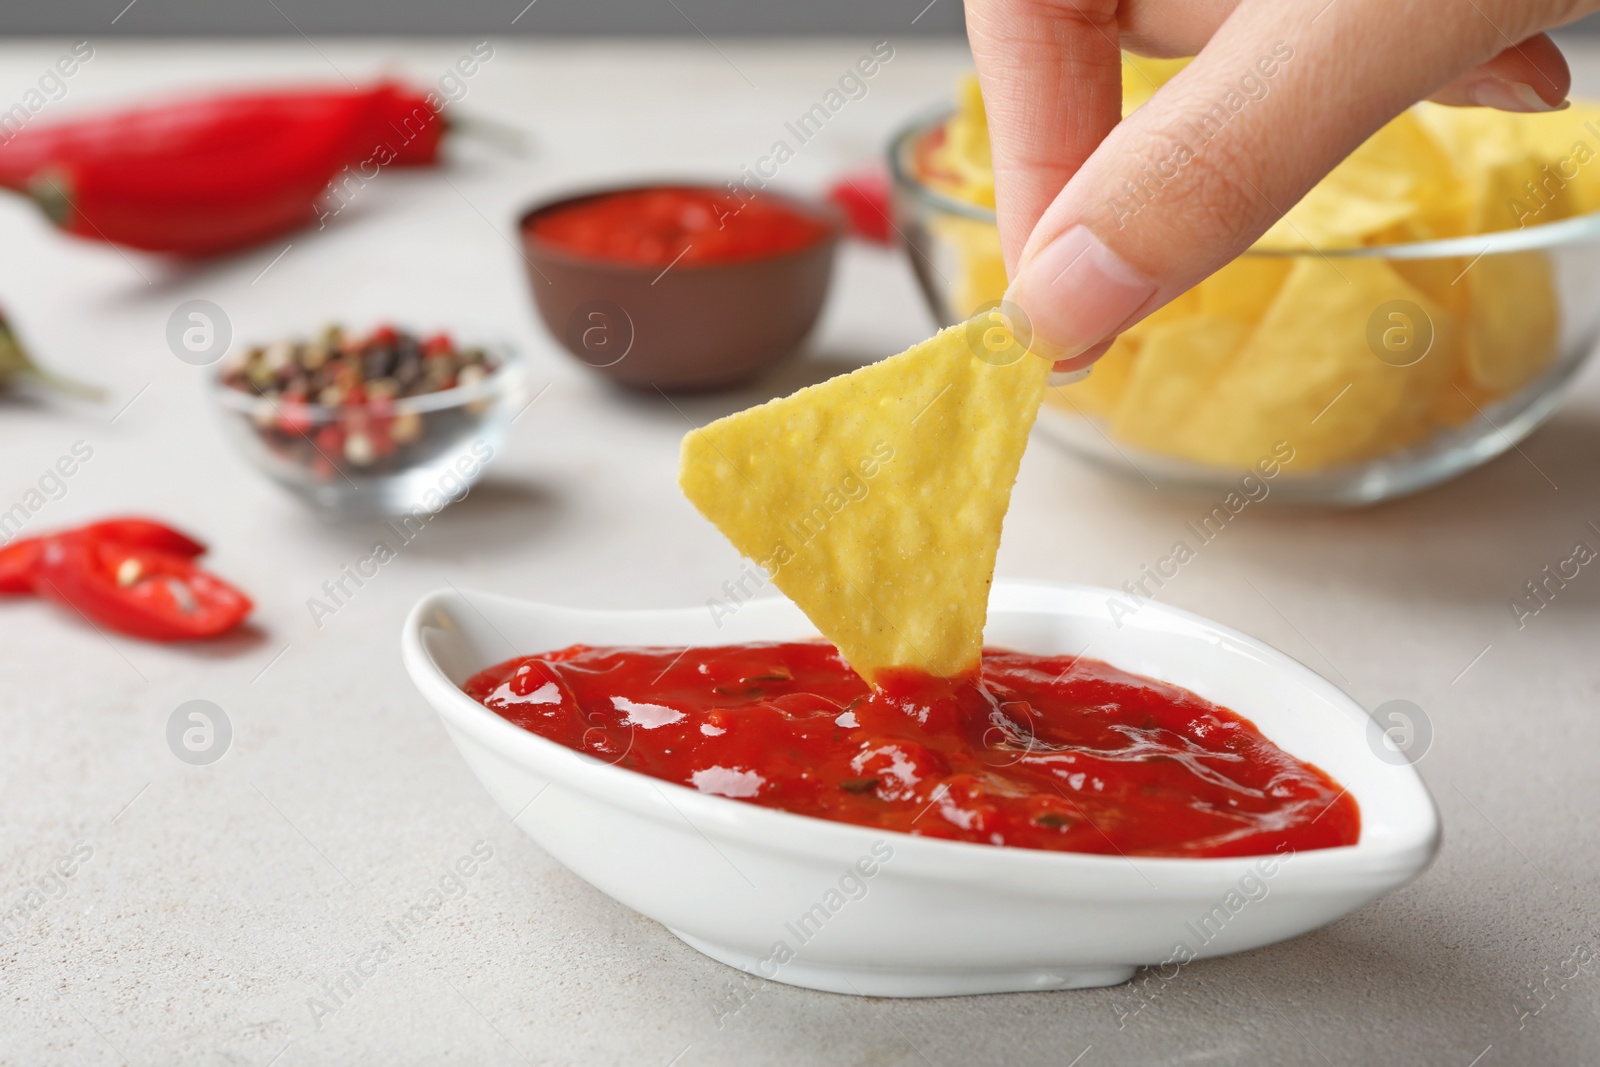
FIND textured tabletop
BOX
[1,35,1597,1067]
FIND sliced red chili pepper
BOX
[0,518,204,594]
[0,537,40,593]
[33,534,251,641]
[80,517,206,558]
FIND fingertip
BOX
[1432,33,1572,111]
[1007,225,1155,367]
[1048,338,1115,381]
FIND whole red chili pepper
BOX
[0,82,446,255]
[372,84,446,167]
[0,305,102,400]
[1,87,393,187]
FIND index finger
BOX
[964,0,1125,278]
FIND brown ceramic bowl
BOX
[518,184,838,391]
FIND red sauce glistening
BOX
[463,642,1360,858]
[526,186,830,268]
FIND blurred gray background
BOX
[0,0,966,35]
[6,1,1599,36]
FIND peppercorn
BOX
[219,323,502,484]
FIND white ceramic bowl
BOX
[401,580,1440,998]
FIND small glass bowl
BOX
[889,111,1600,504]
[210,338,526,516]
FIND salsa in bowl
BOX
[462,640,1359,860]
[517,184,838,391]
[402,580,1437,997]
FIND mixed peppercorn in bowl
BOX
[211,323,524,515]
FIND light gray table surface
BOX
[1,34,1598,1067]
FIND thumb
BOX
[1005,0,1551,368]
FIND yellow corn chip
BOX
[1124,284,1204,342]
[1430,377,1492,429]
[1112,316,1249,456]
[679,323,1049,684]
[930,212,1008,320]
[1185,258,1457,468]
[1046,334,1140,419]
[1517,104,1600,216]
[919,65,1592,475]
[1257,111,1460,250]
[1122,55,1192,116]
[1464,250,1559,394]
[1413,101,1600,231]
[1197,256,1294,323]
[926,75,997,209]
[1390,255,1472,317]
[1046,284,1206,421]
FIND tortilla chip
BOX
[1257,111,1461,250]
[1047,285,1211,423]
[1464,250,1560,394]
[926,75,996,209]
[931,212,1008,320]
[1047,334,1140,419]
[1112,316,1249,456]
[1389,255,1473,317]
[1122,55,1192,116]
[1048,286,1204,420]
[679,323,1049,684]
[1185,258,1457,468]
[1124,285,1205,342]
[1197,256,1295,323]
[919,71,1592,475]
[1413,101,1600,231]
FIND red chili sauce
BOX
[463,642,1360,858]
[526,186,830,267]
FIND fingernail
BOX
[1470,78,1567,113]
[1048,368,1091,387]
[1054,338,1115,375]
[1006,225,1156,362]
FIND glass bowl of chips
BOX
[890,66,1600,504]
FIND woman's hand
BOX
[966,0,1596,371]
